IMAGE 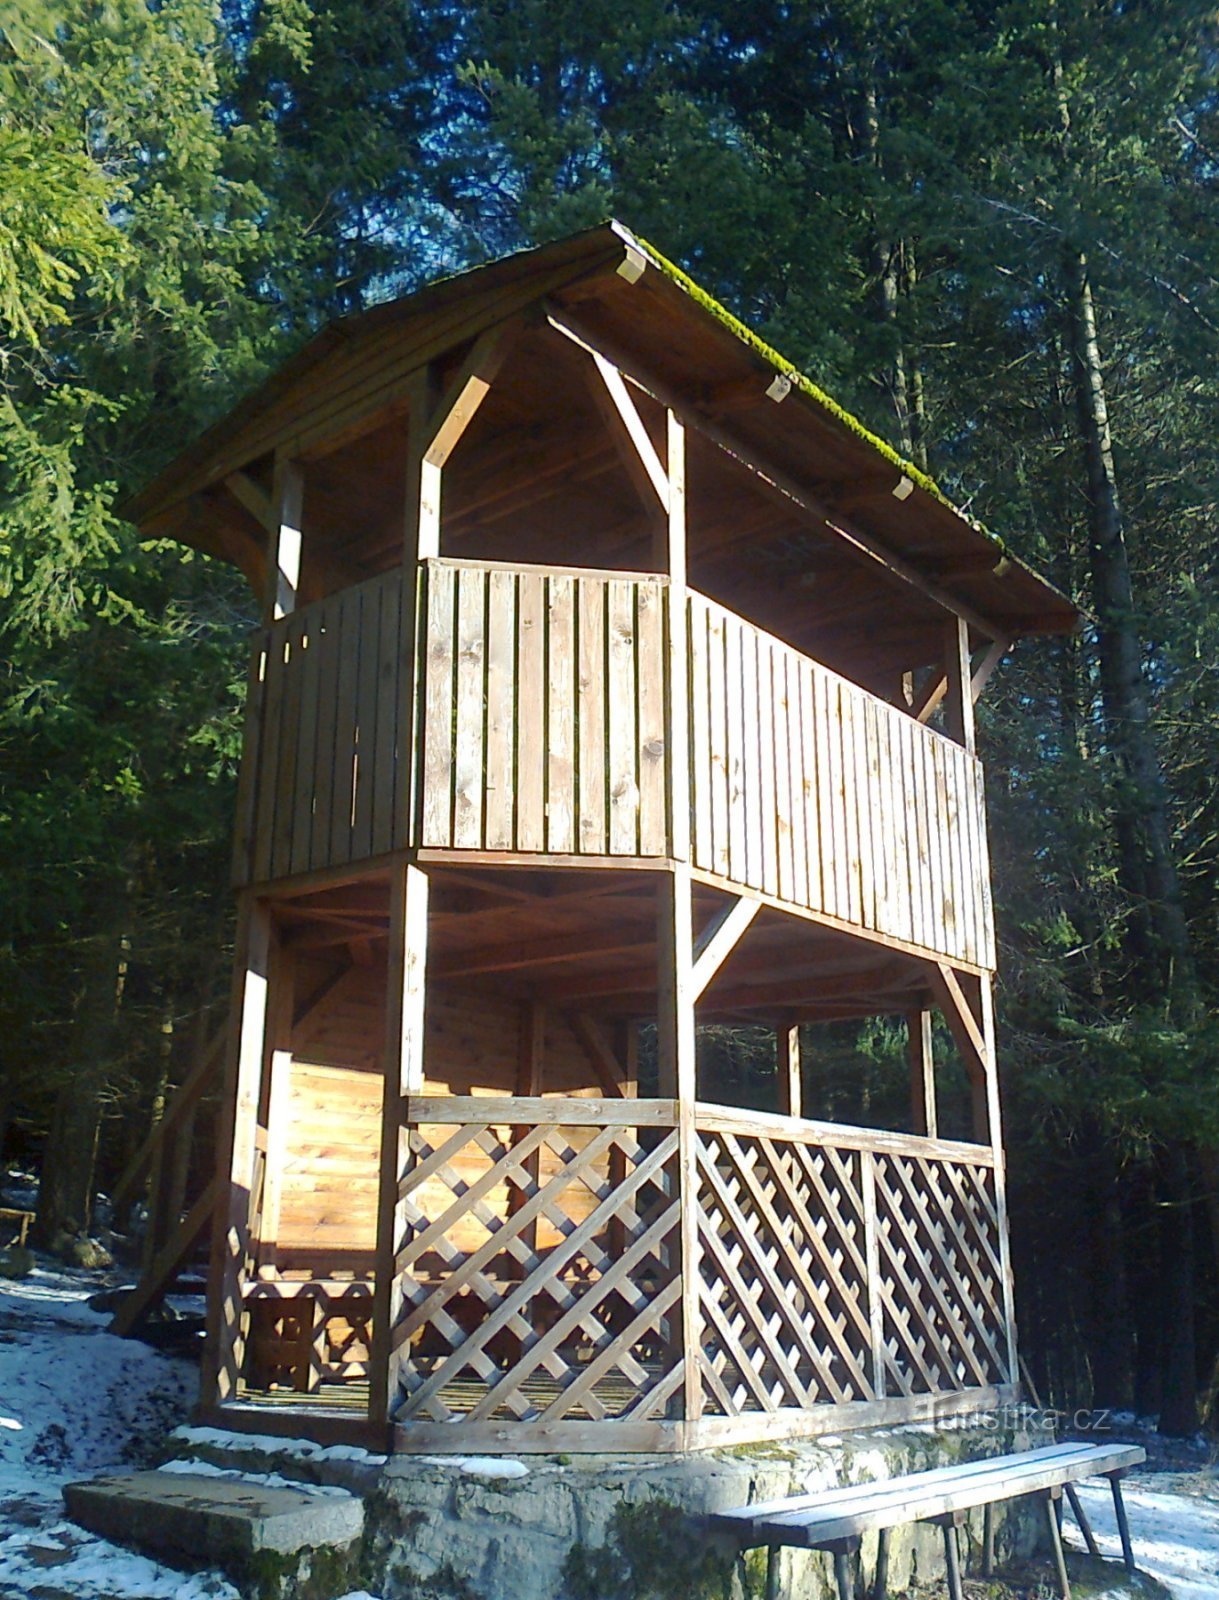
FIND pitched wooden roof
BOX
[128,220,1077,643]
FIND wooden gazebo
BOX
[123,222,1076,1454]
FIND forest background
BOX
[3,0,1218,1436]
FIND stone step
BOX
[63,1469,363,1591]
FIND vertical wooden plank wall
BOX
[687,592,993,971]
[419,559,670,858]
[239,567,407,885]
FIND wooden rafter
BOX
[584,350,671,514]
[544,306,1007,641]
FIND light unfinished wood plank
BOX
[421,562,456,848]
[577,577,607,854]
[637,579,667,855]
[453,565,488,849]
[607,578,639,854]
[546,576,576,854]
[484,568,517,850]
[515,570,546,851]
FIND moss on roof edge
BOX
[617,224,1010,560]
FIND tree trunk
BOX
[34,930,128,1247]
[1079,1123,1134,1408]
[1067,250,1198,1013]
[1157,1142,1200,1435]
[1065,248,1208,1435]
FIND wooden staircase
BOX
[110,1022,226,1337]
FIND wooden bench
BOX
[710,1440,1145,1600]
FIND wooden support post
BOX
[254,936,295,1281]
[1063,1481,1100,1557]
[1044,1490,1071,1599]
[370,861,429,1428]
[779,1018,802,1118]
[907,1007,937,1138]
[654,405,700,1424]
[204,895,272,1405]
[860,1149,886,1399]
[978,974,1020,1387]
[267,456,304,622]
[1108,1471,1136,1573]
[943,615,977,757]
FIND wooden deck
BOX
[237,558,992,972]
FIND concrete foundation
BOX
[63,1468,364,1596]
[106,1406,1056,1598]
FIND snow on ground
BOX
[1071,1471,1219,1600]
[0,1262,241,1599]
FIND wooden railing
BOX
[417,558,669,857]
[687,592,993,969]
[382,1097,1012,1449]
[237,559,993,971]
[239,568,409,885]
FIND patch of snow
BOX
[415,1455,529,1479]
[0,1520,239,1599]
[0,1257,232,1600]
[171,1423,387,1468]
[0,1267,112,1327]
[1070,1474,1219,1600]
[156,1457,354,1497]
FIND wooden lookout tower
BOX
[125,222,1077,1455]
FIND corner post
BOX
[203,893,272,1406]
[654,409,701,1426]
[371,860,429,1429]
[943,615,976,757]
[979,974,1020,1386]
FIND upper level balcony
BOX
[236,553,993,974]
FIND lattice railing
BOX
[692,1129,876,1413]
[872,1150,1008,1395]
[688,1110,1011,1419]
[381,1099,1012,1440]
[390,1102,684,1425]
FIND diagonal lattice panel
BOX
[392,1118,682,1424]
[872,1152,1007,1394]
[692,1132,875,1414]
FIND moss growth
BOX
[611,223,1008,553]
[562,1498,738,1600]
[242,1539,359,1600]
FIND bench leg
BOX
[1045,1490,1071,1600]
[871,1526,890,1600]
[982,1501,995,1577]
[941,1520,964,1600]
[764,1545,780,1600]
[1064,1481,1100,1557]
[1109,1471,1137,1573]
